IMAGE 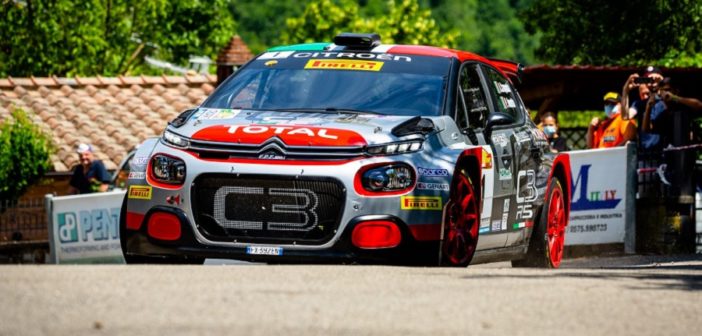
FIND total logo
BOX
[228,125,339,139]
[192,125,367,147]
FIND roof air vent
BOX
[333,33,381,50]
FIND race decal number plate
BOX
[246,246,283,256]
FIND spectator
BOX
[622,66,669,150]
[540,112,569,153]
[658,78,702,112]
[587,92,637,149]
[68,143,110,194]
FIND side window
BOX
[455,64,490,129]
[484,67,523,123]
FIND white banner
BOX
[46,191,126,264]
[565,146,629,246]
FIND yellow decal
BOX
[401,196,442,210]
[482,147,493,169]
[128,185,152,200]
[304,59,384,71]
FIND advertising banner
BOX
[46,191,126,264]
[565,145,634,249]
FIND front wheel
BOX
[441,169,479,267]
[512,178,567,268]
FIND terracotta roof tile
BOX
[0,75,215,172]
[216,35,253,66]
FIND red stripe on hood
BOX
[191,124,367,146]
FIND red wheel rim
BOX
[546,184,566,267]
[444,174,479,265]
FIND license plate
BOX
[246,246,283,256]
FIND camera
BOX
[634,77,654,84]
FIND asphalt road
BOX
[1,255,700,336]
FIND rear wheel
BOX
[512,178,566,268]
[441,169,479,267]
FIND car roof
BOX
[266,43,521,82]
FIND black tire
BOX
[119,195,204,265]
[512,178,566,268]
[441,169,480,267]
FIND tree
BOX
[0,0,236,77]
[431,0,539,64]
[0,109,53,204]
[283,0,456,48]
[229,0,309,54]
[522,0,702,66]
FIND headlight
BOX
[359,163,415,193]
[162,130,190,148]
[366,141,422,155]
[150,154,186,185]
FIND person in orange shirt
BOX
[587,92,637,149]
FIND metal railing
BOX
[0,198,48,244]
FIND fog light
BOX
[352,221,402,249]
[147,212,181,241]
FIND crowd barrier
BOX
[46,191,125,264]
[564,143,636,253]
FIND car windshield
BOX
[203,52,452,117]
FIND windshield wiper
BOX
[269,107,383,115]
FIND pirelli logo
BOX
[128,185,152,200]
[401,196,442,210]
[304,59,384,71]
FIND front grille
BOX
[188,137,365,161]
[192,174,346,244]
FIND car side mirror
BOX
[484,112,514,140]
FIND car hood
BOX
[169,108,435,147]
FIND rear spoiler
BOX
[488,58,524,84]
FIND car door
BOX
[454,63,506,249]
[482,65,536,247]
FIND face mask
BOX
[604,104,619,118]
[543,125,557,137]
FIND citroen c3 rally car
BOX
[120,33,572,267]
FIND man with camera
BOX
[621,66,669,150]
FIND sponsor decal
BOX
[166,195,181,205]
[495,82,512,94]
[491,134,508,147]
[401,196,442,210]
[291,52,412,62]
[491,219,501,231]
[482,148,493,169]
[480,217,490,228]
[258,150,285,160]
[128,172,145,179]
[498,168,512,180]
[512,222,526,229]
[501,198,510,231]
[501,212,508,231]
[417,167,449,177]
[479,227,490,234]
[258,51,294,59]
[191,124,367,147]
[194,108,241,120]
[416,182,450,191]
[514,130,531,143]
[571,164,621,211]
[516,170,537,220]
[503,198,510,212]
[304,59,384,71]
[128,185,152,200]
[57,208,121,243]
[132,156,149,166]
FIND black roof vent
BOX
[333,33,381,50]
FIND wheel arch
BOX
[454,148,483,213]
[546,153,572,221]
